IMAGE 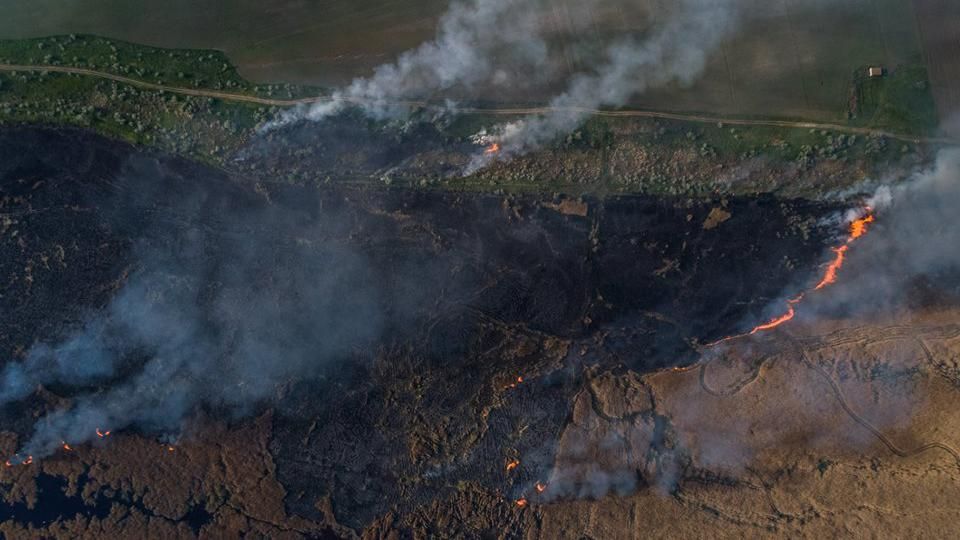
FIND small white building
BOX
[868,66,884,78]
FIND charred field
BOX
[0,124,865,537]
[2,0,960,535]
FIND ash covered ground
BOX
[0,125,856,537]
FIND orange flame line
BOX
[748,295,803,335]
[5,454,33,467]
[506,375,524,389]
[506,459,520,472]
[749,306,796,334]
[731,210,875,341]
[515,498,528,508]
[849,214,875,240]
[484,143,501,155]
[813,245,848,290]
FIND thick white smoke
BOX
[0,159,391,461]
[468,0,742,172]
[809,147,960,316]
[267,0,555,129]
[267,0,855,173]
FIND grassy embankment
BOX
[0,34,314,162]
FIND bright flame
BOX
[814,213,873,290]
[62,442,72,451]
[506,459,519,472]
[749,306,796,333]
[96,428,111,438]
[5,454,33,467]
[813,245,848,290]
[710,209,875,345]
[484,143,501,155]
[535,482,547,493]
[506,375,524,389]
[749,294,803,334]
[849,213,875,240]
[515,498,528,508]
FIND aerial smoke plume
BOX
[0,158,392,459]
[808,147,960,316]
[469,0,743,171]
[532,149,960,501]
[269,0,850,171]
[268,0,554,128]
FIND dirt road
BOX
[2,63,957,146]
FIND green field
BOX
[636,0,927,122]
[0,33,933,198]
[0,35,278,163]
[0,0,446,87]
[0,0,938,126]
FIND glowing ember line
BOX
[484,143,501,154]
[716,210,875,343]
[813,245,848,290]
[849,214,874,240]
[5,454,33,467]
[749,306,795,334]
[748,295,803,335]
[535,482,547,493]
[515,498,528,508]
[506,459,520,472]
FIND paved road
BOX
[2,63,957,146]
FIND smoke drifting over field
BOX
[528,149,960,502]
[266,0,553,129]
[808,148,960,316]
[0,159,391,459]
[269,0,848,171]
[468,0,744,171]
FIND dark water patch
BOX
[0,473,112,528]
[0,470,215,533]
[182,502,214,534]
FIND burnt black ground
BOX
[0,126,840,531]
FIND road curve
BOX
[2,63,957,146]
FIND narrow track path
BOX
[2,63,958,146]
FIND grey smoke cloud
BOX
[269,0,848,173]
[267,0,555,128]
[0,164,389,460]
[272,0,723,132]
[269,0,865,169]
[529,150,960,502]
[468,0,742,171]
[804,147,960,317]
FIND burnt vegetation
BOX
[0,126,844,534]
